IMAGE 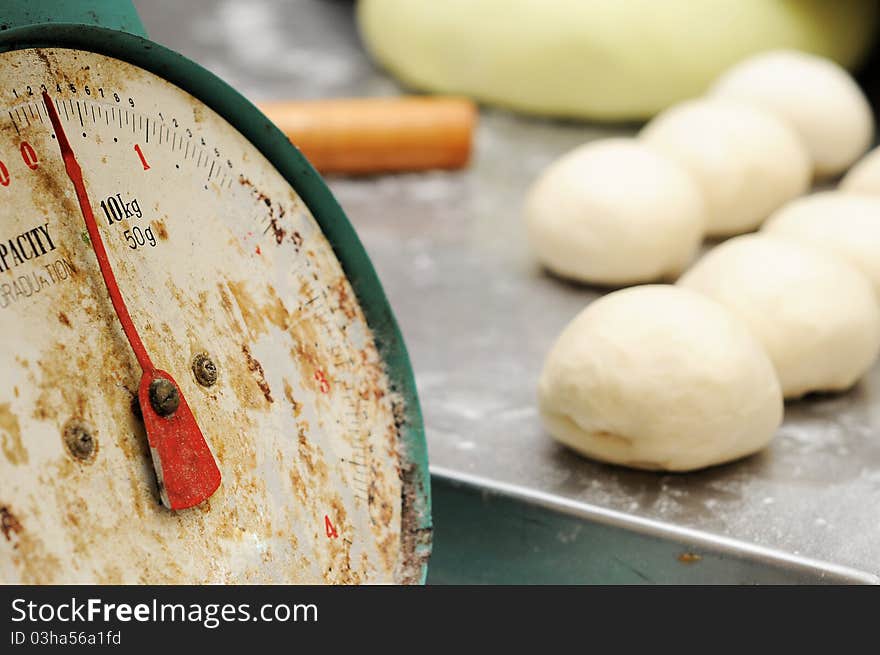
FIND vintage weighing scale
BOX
[0,1,431,584]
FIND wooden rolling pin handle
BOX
[258,97,477,175]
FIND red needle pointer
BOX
[43,92,221,510]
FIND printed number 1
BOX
[324,515,338,539]
[134,143,150,170]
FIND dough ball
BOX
[525,139,705,286]
[357,0,877,122]
[712,49,873,177]
[679,234,880,398]
[840,146,880,195]
[640,98,810,237]
[763,191,880,299]
[538,285,782,471]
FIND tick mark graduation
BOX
[0,223,57,273]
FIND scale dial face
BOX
[0,47,418,583]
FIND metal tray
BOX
[138,0,880,584]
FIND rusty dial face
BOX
[0,48,418,583]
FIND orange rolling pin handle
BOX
[258,96,477,175]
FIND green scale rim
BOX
[0,21,432,584]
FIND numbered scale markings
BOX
[0,48,419,584]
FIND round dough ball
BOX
[538,285,782,471]
[679,234,880,398]
[840,146,880,194]
[640,98,810,237]
[763,191,880,299]
[712,49,874,177]
[524,139,705,286]
[357,0,878,122]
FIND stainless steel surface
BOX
[136,0,880,579]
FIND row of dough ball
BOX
[538,192,880,470]
[539,232,880,472]
[526,50,874,287]
[538,204,880,471]
[533,52,880,472]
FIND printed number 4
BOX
[324,515,339,539]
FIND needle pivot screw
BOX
[149,378,180,417]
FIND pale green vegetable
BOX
[357,0,877,121]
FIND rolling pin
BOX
[258,97,477,175]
